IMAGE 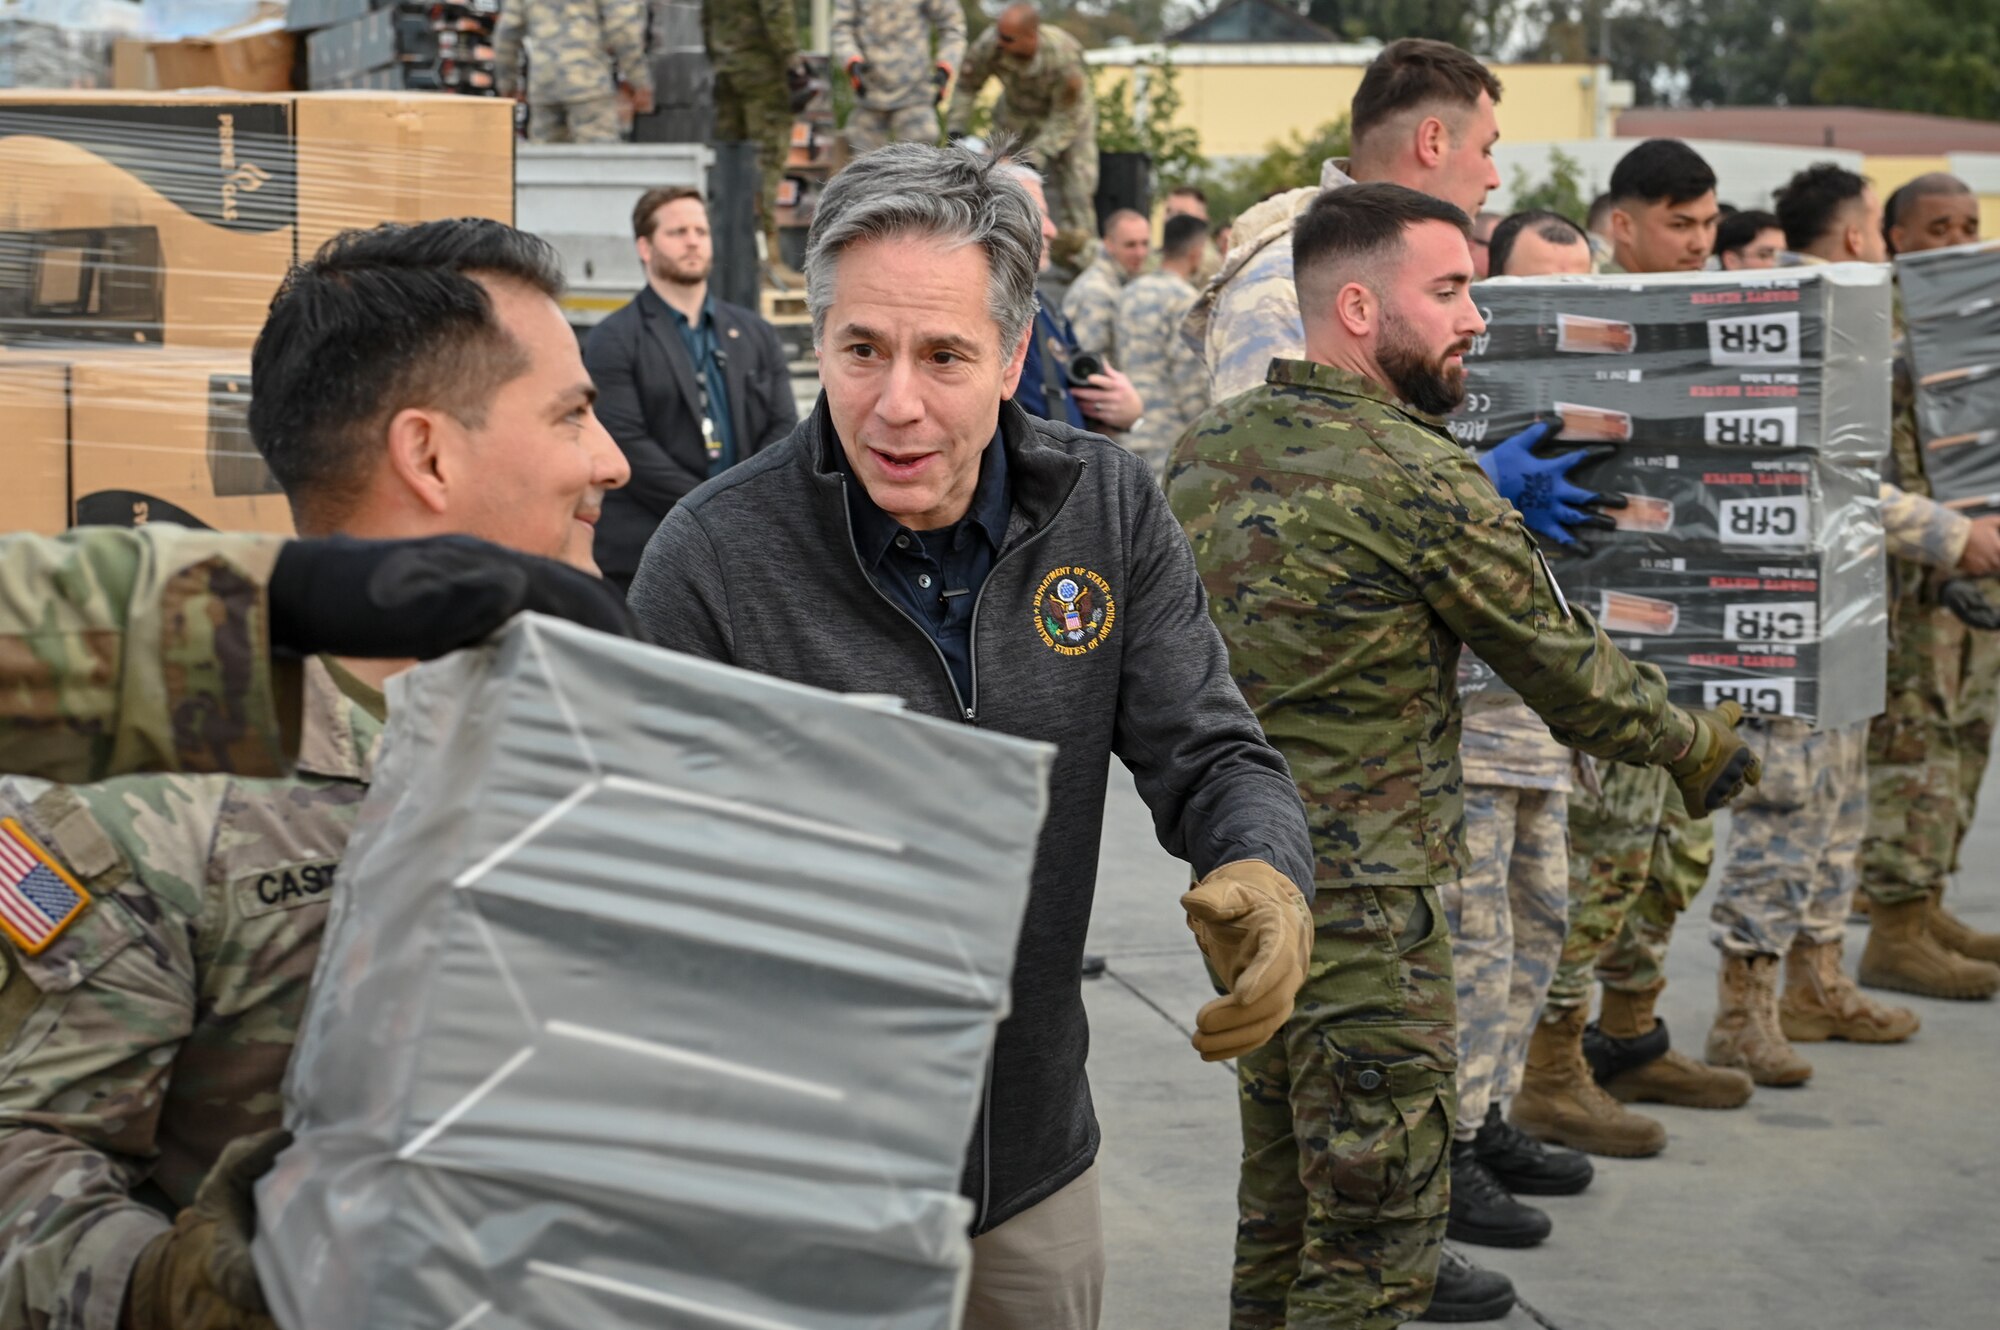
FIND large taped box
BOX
[255,616,1055,1330]
[67,351,293,534]
[1895,239,2000,513]
[0,354,71,534]
[1456,265,1891,728]
[0,91,514,353]
[1453,266,1893,466]
[148,13,295,93]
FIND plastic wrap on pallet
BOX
[251,614,1054,1330]
[1895,239,2000,514]
[0,89,514,537]
[1453,264,1891,729]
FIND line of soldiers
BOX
[1172,36,2000,1329]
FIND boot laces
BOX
[1455,1148,1516,1207]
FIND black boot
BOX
[1423,1246,1516,1323]
[1473,1102,1594,1196]
[1446,1140,1552,1248]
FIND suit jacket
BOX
[585,286,798,582]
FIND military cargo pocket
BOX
[1304,1041,1453,1224]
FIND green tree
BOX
[1507,148,1588,224]
[1811,0,2000,119]
[1202,117,1352,226]
[1093,49,1206,192]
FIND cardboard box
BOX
[0,353,73,535]
[67,351,294,535]
[0,91,514,353]
[149,15,296,94]
[111,37,155,90]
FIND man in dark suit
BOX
[586,187,799,588]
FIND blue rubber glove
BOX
[1475,421,1626,548]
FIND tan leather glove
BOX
[1666,700,1762,817]
[124,1130,289,1330]
[1180,860,1312,1062]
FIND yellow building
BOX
[1085,40,1627,159]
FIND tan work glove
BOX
[124,1129,290,1330]
[1666,700,1763,818]
[1181,860,1312,1062]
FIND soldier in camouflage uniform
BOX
[1062,208,1149,368]
[946,6,1097,270]
[0,220,632,1330]
[833,0,964,153]
[493,0,652,144]
[1168,183,1757,1329]
[703,0,802,277]
[1115,213,1208,474]
[1862,171,2000,997]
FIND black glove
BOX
[268,535,636,660]
[945,129,967,144]
[1942,578,2000,630]
[932,63,951,105]
[787,54,815,111]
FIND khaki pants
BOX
[963,1162,1105,1330]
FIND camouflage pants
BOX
[1440,784,1568,1140]
[1232,885,1455,1330]
[998,114,1097,264]
[1710,720,1867,957]
[845,102,940,153]
[1863,590,2000,903]
[1546,764,1712,1008]
[715,68,794,242]
[527,95,621,144]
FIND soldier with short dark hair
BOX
[0,219,634,1330]
[1169,181,1758,1329]
[1115,212,1209,472]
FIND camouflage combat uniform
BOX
[1182,159,1353,405]
[703,0,798,250]
[1449,699,1571,1139]
[493,0,651,144]
[1060,248,1130,366]
[0,526,293,785]
[832,0,963,153]
[1168,359,1696,1330]
[0,660,380,1330]
[1865,303,2000,905]
[1114,268,1205,475]
[946,24,1097,257]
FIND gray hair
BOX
[805,142,1042,353]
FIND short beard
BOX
[649,252,710,287]
[1377,310,1469,416]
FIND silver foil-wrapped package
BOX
[1456,265,1890,728]
[253,615,1054,1330]
[1896,239,2000,513]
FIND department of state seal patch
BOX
[1035,566,1116,656]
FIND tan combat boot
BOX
[1705,953,1812,1086]
[1781,937,1920,1043]
[1595,983,1754,1108]
[1510,1005,1666,1158]
[1858,896,2000,1000]
[1927,889,2000,964]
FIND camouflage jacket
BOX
[0,527,293,786]
[1115,270,1206,458]
[1167,359,1696,887]
[495,0,651,103]
[1184,158,1353,404]
[1061,250,1129,364]
[0,660,381,1330]
[947,24,1093,163]
[832,0,965,112]
[701,0,796,76]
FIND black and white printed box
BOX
[1572,446,1877,554]
[1895,240,2000,513]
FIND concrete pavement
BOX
[1084,767,2000,1330]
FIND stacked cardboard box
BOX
[1454,265,1893,727]
[301,1,500,95]
[1894,239,2000,514]
[0,89,512,534]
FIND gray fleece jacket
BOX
[628,395,1313,1233]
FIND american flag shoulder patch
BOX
[0,817,90,956]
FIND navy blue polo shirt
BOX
[840,429,1012,702]
[1013,305,1087,429]
[663,293,737,476]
